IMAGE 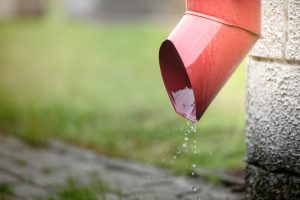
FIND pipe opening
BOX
[159,40,197,122]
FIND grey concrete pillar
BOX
[246,0,300,199]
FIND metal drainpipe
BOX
[159,0,261,122]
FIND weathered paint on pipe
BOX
[159,0,261,122]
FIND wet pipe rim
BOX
[159,40,198,122]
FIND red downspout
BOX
[159,0,261,122]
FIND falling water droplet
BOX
[191,123,197,133]
[192,187,197,192]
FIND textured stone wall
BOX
[246,0,300,199]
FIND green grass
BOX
[0,18,247,174]
[0,183,14,200]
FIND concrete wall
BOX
[0,0,45,19]
[0,0,18,19]
[17,0,45,16]
[246,0,300,199]
[64,0,184,23]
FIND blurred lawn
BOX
[0,18,247,174]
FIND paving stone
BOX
[7,149,74,170]
[13,183,47,199]
[147,186,185,200]
[122,189,158,200]
[0,156,36,182]
[173,176,206,191]
[178,191,202,200]
[101,169,149,191]
[142,177,173,188]
[0,172,19,183]
[48,140,99,161]
[8,197,23,200]
[32,171,70,187]
[103,157,167,177]
[0,135,245,200]
[105,193,121,200]
[67,160,104,175]
[181,191,241,200]
[143,177,192,198]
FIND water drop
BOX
[191,123,197,133]
[192,187,197,192]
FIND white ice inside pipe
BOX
[171,87,197,122]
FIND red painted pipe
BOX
[159,0,261,122]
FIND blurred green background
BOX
[0,0,247,175]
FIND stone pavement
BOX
[0,135,244,200]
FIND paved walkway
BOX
[0,135,244,200]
